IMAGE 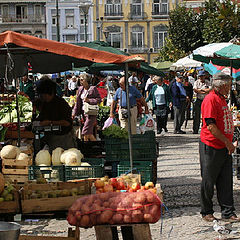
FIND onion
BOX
[80,215,90,227]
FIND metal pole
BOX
[14,78,21,147]
[125,63,133,173]
[56,0,60,42]
[84,13,87,42]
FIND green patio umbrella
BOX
[73,41,164,76]
[150,61,174,70]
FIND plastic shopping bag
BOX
[102,117,117,130]
[67,191,162,228]
[139,114,155,134]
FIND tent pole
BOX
[5,43,21,146]
[230,60,233,106]
[125,63,133,173]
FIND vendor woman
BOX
[35,76,76,151]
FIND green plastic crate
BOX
[28,165,65,182]
[82,158,105,166]
[117,161,153,184]
[65,165,104,181]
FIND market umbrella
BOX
[0,31,144,78]
[0,31,144,146]
[192,42,240,70]
[150,61,173,71]
[74,41,165,76]
[171,56,202,70]
[204,61,240,79]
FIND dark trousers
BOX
[155,105,167,133]
[199,141,235,218]
[193,98,203,133]
[173,101,186,132]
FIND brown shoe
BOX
[222,215,240,223]
[202,214,217,222]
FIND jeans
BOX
[173,101,186,132]
[193,98,203,133]
[199,141,235,218]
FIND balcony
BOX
[128,12,148,20]
[104,11,124,19]
[0,14,46,24]
[152,11,169,18]
[128,45,148,54]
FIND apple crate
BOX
[0,188,20,214]
[20,180,91,213]
[65,158,104,181]
[117,161,153,185]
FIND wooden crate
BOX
[0,189,20,214]
[21,180,91,214]
[5,130,34,139]
[2,158,29,183]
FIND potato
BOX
[134,192,146,203]
[132,210,143,223]
[146,192,155,203]
[99,210,113,224]
[149,205,159,216]
[67,214,77,226]
[75,211,82,221]
[81,204,90,214]
[92,203,102,215]
[112,214,123,224]
[123,214,131,223]
[99,192,108,201]
[132,203,142,209]
[143,213,154,223]
[89,214,97,225]
[80,215,90,227]
[103,201,110,208]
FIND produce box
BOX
[28,165,65,182]
[5,130,34,139]
[20,180,91,213]
[65,158,104,181]
[117,161,153,185]
[105,131,158,162]
[2,158,29,183]
[0,185,20,214]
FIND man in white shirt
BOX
[68,76,78,96]
[128,72,139,87]
[193,70,211,134]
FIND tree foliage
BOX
[158,0,240,62]
[202,0,240,43]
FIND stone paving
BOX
[19,119,240,240]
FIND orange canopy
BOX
[0,31,144,77]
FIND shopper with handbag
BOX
[110,77,149,134]
[72,73,101,141]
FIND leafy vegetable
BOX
[97,106,110,128]
[102,124,128,139]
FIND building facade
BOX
[46,0,94,43]
[93,0,177,63]
[0,0,46,38]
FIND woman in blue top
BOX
[146,76,172,134]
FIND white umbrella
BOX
[171,56,202,70]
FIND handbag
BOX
[83,102,99,115]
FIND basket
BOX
[117,160,153,184]
[28,165,65,182]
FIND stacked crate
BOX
[104,131,158,184]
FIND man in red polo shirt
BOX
[200,72,239,222]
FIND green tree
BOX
[168,4,204,53]
[202,0,240,43]
[157,38,186,62]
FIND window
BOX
[105,26,121,48]
[132,0,142,15]
[105,0,122,15]
[16,5,27,20]
[153,25,168,49]
[52,35,57,41]
[35,5,41,16]
[153,0,168,14]
[65,9,74,15]
[2,5,9,18]
[52,17,56,25]
[65,35,75,42]
[132,26,144,47]
[66,16,74,28]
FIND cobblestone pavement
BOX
[19,119,240,240]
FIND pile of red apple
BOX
[94,175,156,194]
